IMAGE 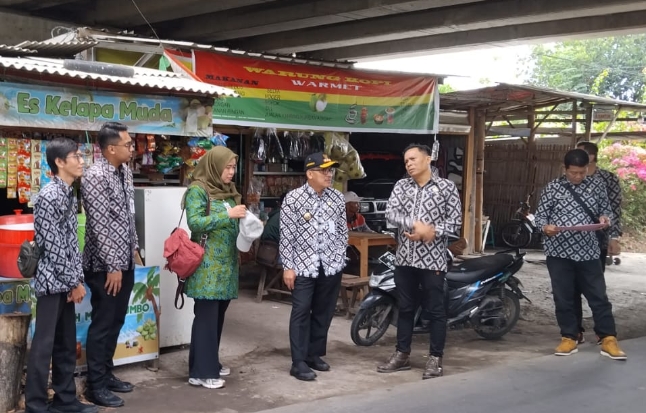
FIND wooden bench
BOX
[339,274,370,319]
[255,240,291,302]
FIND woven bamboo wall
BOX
[483,143,571,245]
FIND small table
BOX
[348,232,397,278]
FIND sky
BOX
[355,45,534,91]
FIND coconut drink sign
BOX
[0,82,214,137]
[192,50,440,134]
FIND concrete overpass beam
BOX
[0,10,67,44]
[236,0,646,53]
[78,0,271,27]
[309,10,646,60]
[160,0,480,42]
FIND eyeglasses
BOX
[310,168,336,175]
[66,154,84,161]
[111,142,135,150]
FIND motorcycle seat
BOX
[446,254,514,284]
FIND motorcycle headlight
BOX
[369,274,384,288]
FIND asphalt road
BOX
[257,337,646,413]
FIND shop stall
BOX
[0,55,236,362]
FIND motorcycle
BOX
[500,194,541,248]
[350,242,530,346]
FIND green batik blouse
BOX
[184,186,239,301]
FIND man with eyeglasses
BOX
[280,152,348,381]
[81,122,138,408]
[26,138,98,413]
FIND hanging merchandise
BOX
[325,132,366,184]
[79,143,94,167]
[6,137,18,199]
[431,135,440,161]
[156,139,182,174]
[184,133,230,180]
[266,128,284,164]
[30,140,42,202]
[40,141,53,188]
[250,129,267,163]
[0,137,7,188]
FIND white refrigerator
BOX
[134,187,193,348]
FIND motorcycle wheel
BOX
[350,303,394,346]
[474,289,521,340]
[500,221,531,248]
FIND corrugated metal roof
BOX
[15,40,98,57]
[0,44,37,56]
[0,56,238,97]
[441,83,646,112]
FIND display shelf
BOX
[253,171,305,176]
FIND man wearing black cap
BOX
[280,152,348,381]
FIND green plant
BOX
[598,143,646,231]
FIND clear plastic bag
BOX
[250,129,267,163]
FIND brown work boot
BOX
[377,351,411,373]
[554,337,578,356]
[600,336,627,360]
[422,355,443,380]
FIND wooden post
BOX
[474,111,486,253]
[584,105,593,141]
[461,108,477,253]
[571,100,579,146]
[0,314,32,413]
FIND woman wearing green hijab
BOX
[184,146,246,389]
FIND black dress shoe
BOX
[290,362,317,381]
[306,356,330,372]
[49,399,99,413]
[85,388,124,408]
[107,375,134,393]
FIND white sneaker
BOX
[188,378,225,389]
[220,367,231,377]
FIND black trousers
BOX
[289,268,342,364]
[85,269,134,390]
[189,299,230,379]
[394,266,447,357]
[25,293,77,413]
[546,256,616,340]
[574,248,607,333]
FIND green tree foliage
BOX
[522,35,646,103]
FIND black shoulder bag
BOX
[562,184,606,246]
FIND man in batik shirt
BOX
[573,141,623,344]
[535,149,626,360]
[377,144,462,380]
[82,122,138,408]
[280,152,348,382]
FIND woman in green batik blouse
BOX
[183,146,246,390]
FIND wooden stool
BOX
[339,274,370,319]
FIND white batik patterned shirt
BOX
[279,184,348,277]
[386,174,462,272]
